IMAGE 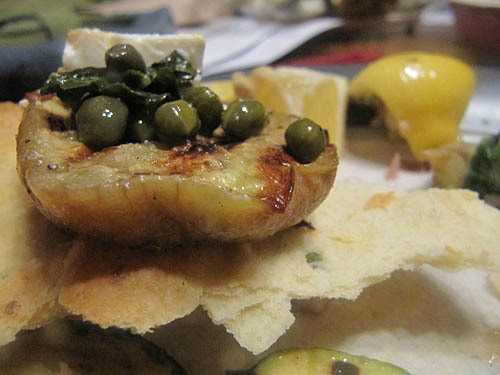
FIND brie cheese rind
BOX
[62,28,205,72]
[3,102,500,356]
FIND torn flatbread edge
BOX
[56,184,500,354]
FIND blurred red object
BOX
[277,48,383,66]
[450,0,500,54]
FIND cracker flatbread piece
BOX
[0,103,71,345]
[57,183,500,354]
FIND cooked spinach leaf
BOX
[464,132,500,199]
[40,50,197,112]
[147,50,197,95]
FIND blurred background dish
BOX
[449,0,500,56]
[326,0,399,17]
[1,1,499,101]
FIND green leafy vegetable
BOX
[100,82,173,110]
[40,49,201,149]
[41,67,107,105]
[147,51,197,95]
[40,50,197,113]
[306,251,323,269]
[464,132,500,200]
[122,69,152,89]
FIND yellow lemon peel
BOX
[349,53,476,158]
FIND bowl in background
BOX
[449,0,500,54]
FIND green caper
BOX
[127,117,156,143]
[285,118,326,164]
[222,99,267,140]
[75,95,129,149]
[105,44,147,73]
[182,86,223,136]
[154,100,200,145]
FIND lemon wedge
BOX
[247,67,348,154]
[204,80,237,103]
[349,53,476,158]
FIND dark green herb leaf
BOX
[306,252,322,264]
[464,132,500,198]
[40,50,197,124]
[41,67,107,105]
[122,69,152,89]
[100,82,173,111]
[147,50,198,96]
[147,65,178,94]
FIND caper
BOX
[222,99,267,140]
[75,95,129,149]
[127,117,156,143]
[105,44,147,73]
[154,100,200,145]
[182,86,223,136]
[285,118,326,164]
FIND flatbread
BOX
[489,272,500,296]
[57,183,500,354]
[1,102,500,360]
[0,102,71,345]
[151,267,500,375]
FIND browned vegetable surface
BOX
[17,96,338,246]
[0,318,187,374]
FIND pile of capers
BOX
[72,44,271,149]
[68,44,326,163]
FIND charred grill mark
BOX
[153,141,219,177]
[172,140,217,156]
[154,155,210,176]
[258,146,295,213]
[47,114,70,132]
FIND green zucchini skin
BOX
[226,348,411,375]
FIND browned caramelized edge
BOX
[257,146,295,213]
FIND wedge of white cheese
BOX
[62,28,205,72]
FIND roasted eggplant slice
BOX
[17,98,338,246]
[0,318,186,375]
